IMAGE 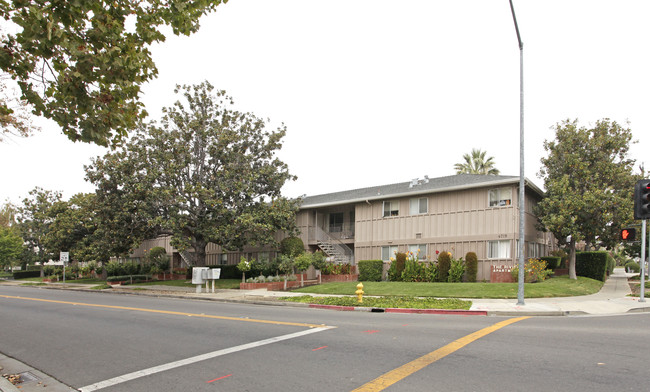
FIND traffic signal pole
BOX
[640,220,646,302]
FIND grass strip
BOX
[280,295,472,310]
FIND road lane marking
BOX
[350,316,529,392]
[79,327,331,392]
[0,294,330,328]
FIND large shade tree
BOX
[86,82,300,267]
[0,0,226,146]
[16,187,63,266]
[454,148,500,175]
[536,119,637,279]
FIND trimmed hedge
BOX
[540,256,561,271]
[465,252,478,283]
[13,270,41,279]
[625,261,640,273]
[437,251,451,282]
[107,274,151,283]
[358,260,383,282]
[575,251,608,282]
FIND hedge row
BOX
[106,275,151,283]
[12,270,41,279]
[575,251,610,282]
[358,260,383,282]
[540,256,561,270]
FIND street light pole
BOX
[509,0,525,306]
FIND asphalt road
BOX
[2,285,650,392]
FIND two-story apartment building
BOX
[132,174,554,281]
[294,174,553,281]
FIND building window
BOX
[383,200,399,217]
[489,188,512,207]
[382,245,398,261]
[488,240,511,259]
[408,244,427,260]
[409,197,428,215]
[219,253,228,265]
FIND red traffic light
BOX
[621,228,636,241]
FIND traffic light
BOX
[634,179,650,220]
[620,228,636,241]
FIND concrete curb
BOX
[0,376,19,392]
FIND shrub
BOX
[311,251,327,271]
[540,256,561,271]
[146,246,170,272]
[625,261,640,273]
[402,252,426,282]
[387,252,406,282]
[465,252,478,282]
[447,257,465,283]
[280,237,304,257]
[294,252,313,272]
[576,251,609,282]
[215,265,239,279]
[358,260,383,282]
[437,251,451,282]
[105,261,126,277]
[322,262,351,275]
[606,253,615,276]
[511,258,552,283]
[424,263,437,282]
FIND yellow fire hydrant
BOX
[355,282,364,303]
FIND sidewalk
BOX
[3,269,650,317]
[469,268,650,316]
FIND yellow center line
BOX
[0,294,333,329]
[351,316,529,392]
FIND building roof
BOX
[300,174,542,208]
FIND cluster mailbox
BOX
[192,267,221,293]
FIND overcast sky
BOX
[1,0,648,205]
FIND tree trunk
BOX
[568,240,577,280]
[193,239,208,267]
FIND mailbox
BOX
[192,267,209,284]
[207,268,221,280]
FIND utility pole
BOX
[509,0,525,306]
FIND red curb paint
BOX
[207,374,232,383]
[363,330,380,334]
[384,308,487,316]
[312,346,328,351]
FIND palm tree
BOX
[454,148,500,175]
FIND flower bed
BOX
[321,274,359,283]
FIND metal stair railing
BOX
[313,226,354,264]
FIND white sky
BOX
[1,0,648,205]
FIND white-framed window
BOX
[382,245,398,261]
[489,188,512,207]
[383,200,399,217]
[409,197,428,215]
[488,240,511,259]
[408,244,427,260]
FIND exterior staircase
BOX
[314,226,354,264]
[178,250,194,268]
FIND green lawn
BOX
[291,275,604,299]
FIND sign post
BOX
[60,252,69,286]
